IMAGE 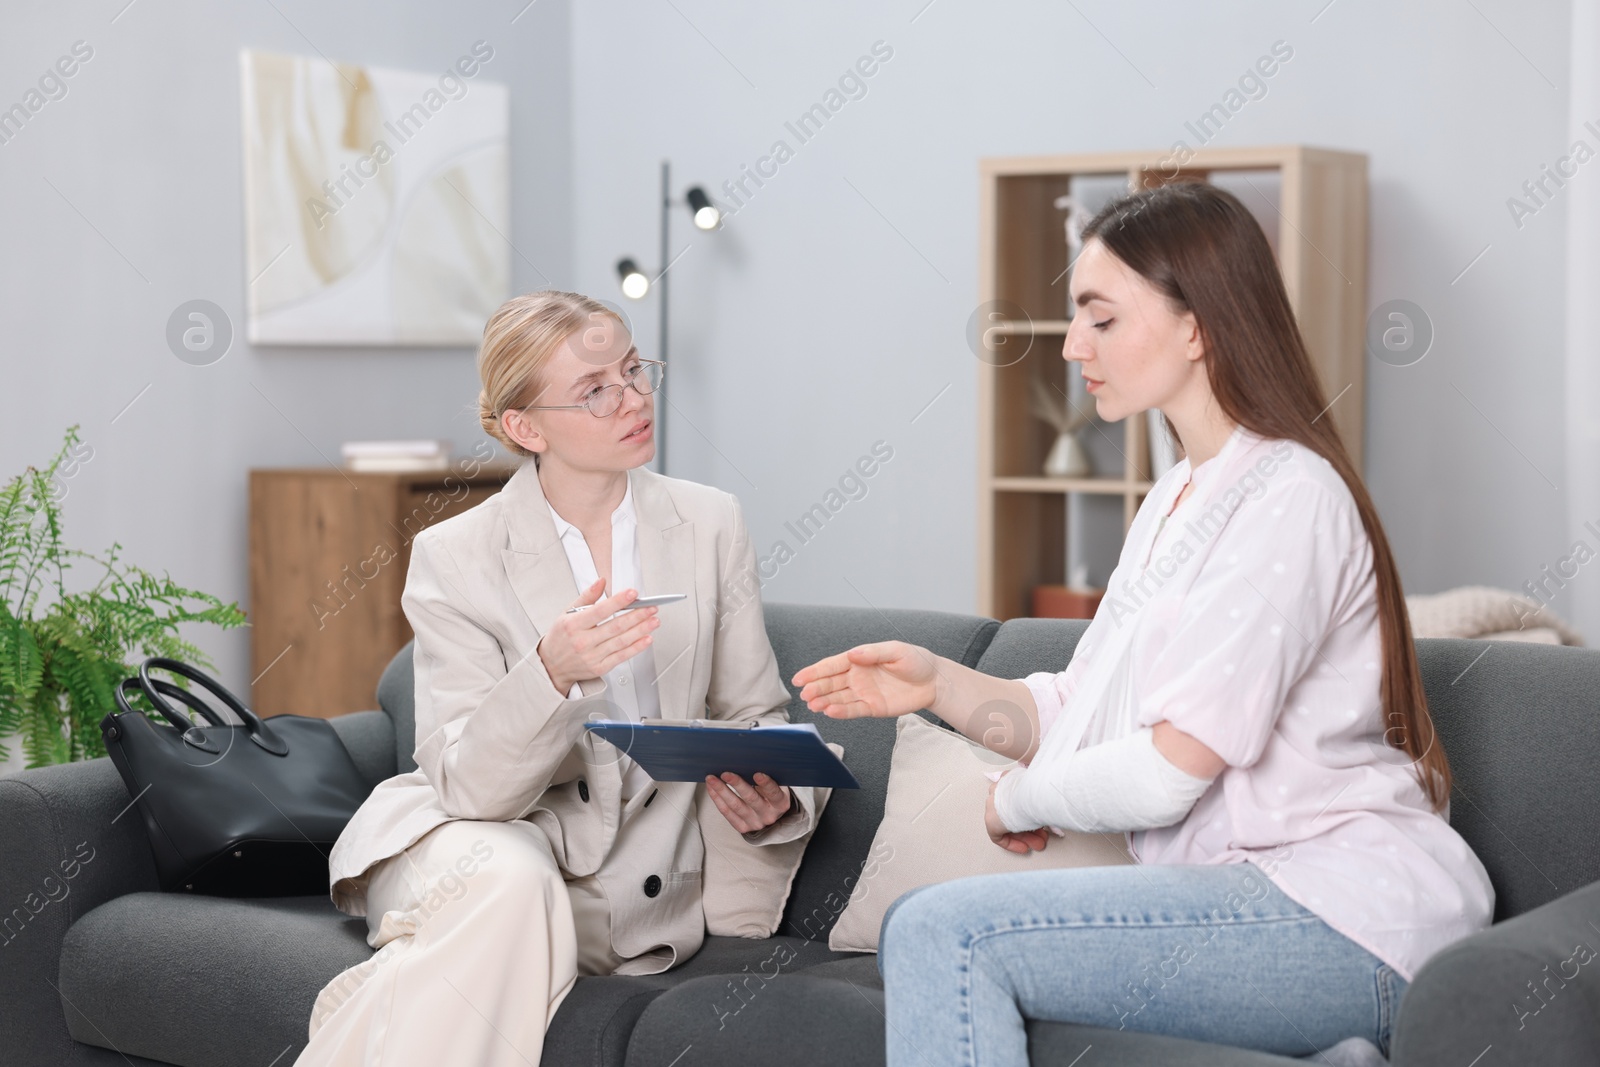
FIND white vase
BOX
[1043,431,1092,478]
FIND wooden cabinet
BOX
[248,464,521,718]
[976,145,1368,621]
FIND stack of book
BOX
[340,440,451,472]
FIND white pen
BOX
[564,592,687,614]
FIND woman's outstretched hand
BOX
[985,776,1049,853]
[537,578,659,694]
[790,640,941,719]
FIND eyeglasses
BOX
[520,359,665,419]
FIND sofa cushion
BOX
[326,709,397,791]
[623,969,1310,1067]
[972,616,1090,680]
[1028,1021,1311,1066]
[545,933,850,1067]
[827,714,1130,952]
[1414,637,1600,919]
[760,603,999,942]
[59,893,371,1067]
[57,887,853,1067]
[376,642,417,775]
[798,952,881,988]
[626,973,891,1067]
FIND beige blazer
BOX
[326,460,820,975]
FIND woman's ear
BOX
[1181,311,1206,364]
[500,408,544,456]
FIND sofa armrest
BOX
[1392,879,1600,1067]
[0,757,162,1065]
[0,710,388,1066]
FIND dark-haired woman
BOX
[793,182,1492,1065]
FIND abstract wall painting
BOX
[240,48,510,345]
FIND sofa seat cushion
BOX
[59,893,371,1067]
[624,969,1313,1067]
[671,931,855,979]
[58,889,855,1067]
[798,952,882,989]
[1023,1022,1312,1067]
[545,934,852,1066]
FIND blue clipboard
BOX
[583,720,860,790]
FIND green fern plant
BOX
[0,425,247,768]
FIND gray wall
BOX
[0,0,572,701]
[0,0,1581,714]
[570,0,1577,630]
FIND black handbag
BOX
[99,657,371,896]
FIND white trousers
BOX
[295,819,623,1067]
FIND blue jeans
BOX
[878,861,1407,1066]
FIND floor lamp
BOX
[615,160,721,475]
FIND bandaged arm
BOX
[992,726,1217,834]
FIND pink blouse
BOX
[1017,423,1494,982]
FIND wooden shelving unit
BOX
[977,145,1368,621]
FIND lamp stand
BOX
[656,160,671,475]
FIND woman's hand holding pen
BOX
[538,578,659,693]
[790,640,942,719]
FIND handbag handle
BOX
[114,676,227,754]
[138,657,290,757]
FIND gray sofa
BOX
[4,603,1599,1067]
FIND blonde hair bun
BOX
[476,290,626,457]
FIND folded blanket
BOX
[1404,585,1585,647]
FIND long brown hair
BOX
[1081,181,1449,812]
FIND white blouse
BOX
[545,475,662,800]
[1010,423,1494,982]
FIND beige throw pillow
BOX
[697,741,843,938]
[828,715,1133,952]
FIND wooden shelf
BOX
[994,476,1156,494]
[976,145,1368,621]
[248,464,522,718]
[989,319,1070,335]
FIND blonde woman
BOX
[295,291,821,1067]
